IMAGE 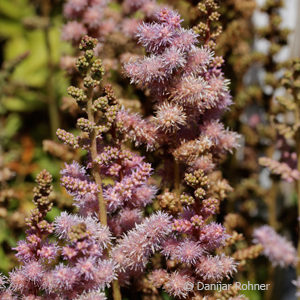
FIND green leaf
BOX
[0,0,33,19]
[46,206,61,222]
[5,30,48,87]
[53,70,70,99]
[4,33,28,60]
[0,113,22,139]
[2,96,40,112]
[162,291,173,300]
[241,289,262,300]
[34,157,61,178]
[0,19,23,37]
[49,18,70,63]
[0,220,16,246]
[0,246,12,272]
[0,220,9,244]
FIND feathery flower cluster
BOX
[195,254,237,281]
[259,157,300,183]
[122,8,242,299]
[111,212,172,271]
[60,145,156,220]
[62,0,112,44]
[57,36,163,235]
[253,225,297,268]
[1,170,115,299]
[116,109,158,150]
[123,8,238,153]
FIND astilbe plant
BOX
[57,36,175,299]
[60,0,115,107]
[239,0,292,229]
[189,2,299,295]
[198,1,299,296]
[0,36,175,299]
[119,7,257,299]
[257,58,300,296]
[0,169,114,299]
[218,0,293,232]
[253,225,297,268]
[191,0,294,233]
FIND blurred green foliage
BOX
[0,0,74,273]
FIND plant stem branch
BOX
[174,160,180,196]
[112,279,122,300]
[86,92,121,299]
[86,95,107,226]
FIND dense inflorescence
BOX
[193,0,222,49]
[189,1,300,295]
[62,0,112,44]
[123,8,238,149]
[221,0,294,233]
[253,225,297,267]
[0,170,115,299]
[257,58,300,294]
[258,59,300,181]
[122,7,247,299]
[259,157,300,183]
